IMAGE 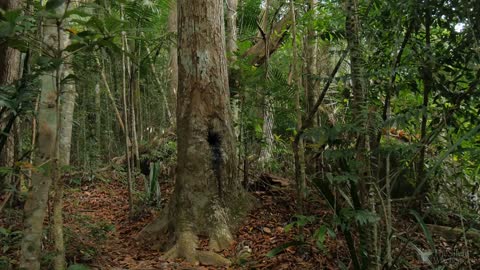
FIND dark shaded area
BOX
[207,129,223,196]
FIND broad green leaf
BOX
[410,210,436,254]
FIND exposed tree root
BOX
[161,230,231,266]
[137,212,170,245]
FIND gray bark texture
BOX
[20,4,64,269]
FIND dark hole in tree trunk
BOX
[207,129,223,198]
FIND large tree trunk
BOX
[0,0,21,194]
[143,0,250,266]
[0,0,21,84]
[20,4,64,270]
[167,2,178,124]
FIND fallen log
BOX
[112,128,176,166]
[427,224,480,247]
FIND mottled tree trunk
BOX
[53,9,76,269]
[0,0,21,194]
[303,0,318,176]
[226,0,238,57]
[58,35,76,166]
[147,0,250,266]
[20,4,64,270]
[258,0,274,165]
[168,2,178,124]
[289,0,306,211]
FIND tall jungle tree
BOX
[144,0,250,266]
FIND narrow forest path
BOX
[63,173,341,269]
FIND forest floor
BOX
[62,173,343,269]
[2,170,480,269]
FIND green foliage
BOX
[410,210,436,255]
[147,161,161,205]
[338,208,380,228]
[67,264,90,270]
[238,0,263,39]
[313,225,336,252]
[284,215,316,233]
[0,227,22,255]
[266,241,305,258]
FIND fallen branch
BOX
[242,11,293,66]
[427,224,480,247]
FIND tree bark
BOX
[257,0,274,166]
[304,0,318,116]
[288,0,306,212]
[143,0,250,265]
[20,4,64,269]
[225,0,238,58]
[0,0,21,194]
[53,5,76,268]
[58,27,76,167]
[168,2,178,124]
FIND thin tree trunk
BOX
[304,0,318,116]
[288,0,306,212]
[95,55,127,134]
[121,5,134,217]
[143,38,173,125]
[226,0,238,58]
[124,28,140,168]
[136,43,143,142]
[95,83,101,152]
[20,4,64,269]
[303,0,319,176]
[385,121,393,268]
[417,0,432,205]
[258,0,274,165]
[53,4,76,268]
[345,0,371,267]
